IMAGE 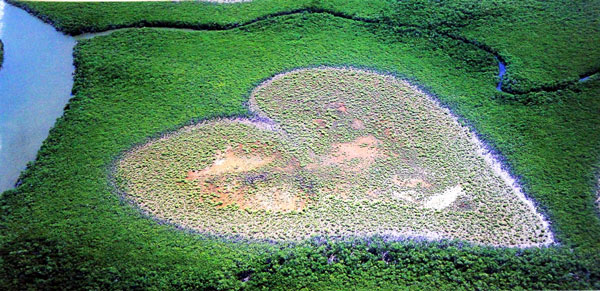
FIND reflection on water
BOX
[0,1,76,191]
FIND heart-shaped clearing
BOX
[116,67,553,247]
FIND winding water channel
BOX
[496,57,506,91]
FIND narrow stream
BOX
[0,1,76,191]
[496,57,506,91]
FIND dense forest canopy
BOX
[1,0,599,289]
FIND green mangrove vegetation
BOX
[1,0,600,289]
[11,0,600,94]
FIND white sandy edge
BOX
[468,133,555,246]
[416,82,556,247]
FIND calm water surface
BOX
[0,1,76,191]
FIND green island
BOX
[1,0,600,289]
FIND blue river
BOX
[0,1,75,191]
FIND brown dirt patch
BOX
[274,157,301,173]
[186,145,306,212]
[329,102,348,114]
[321,135,382,170]
[186,135,384,211]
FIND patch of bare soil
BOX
[320,135,382,171]
[187,145,306,212]
[423,185,464,210]
[185,135,385,211]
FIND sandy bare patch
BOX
[184,143,305,212]
[321,135,381,169]
[423,185,464,210]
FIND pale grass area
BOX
[118,67,555,247]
